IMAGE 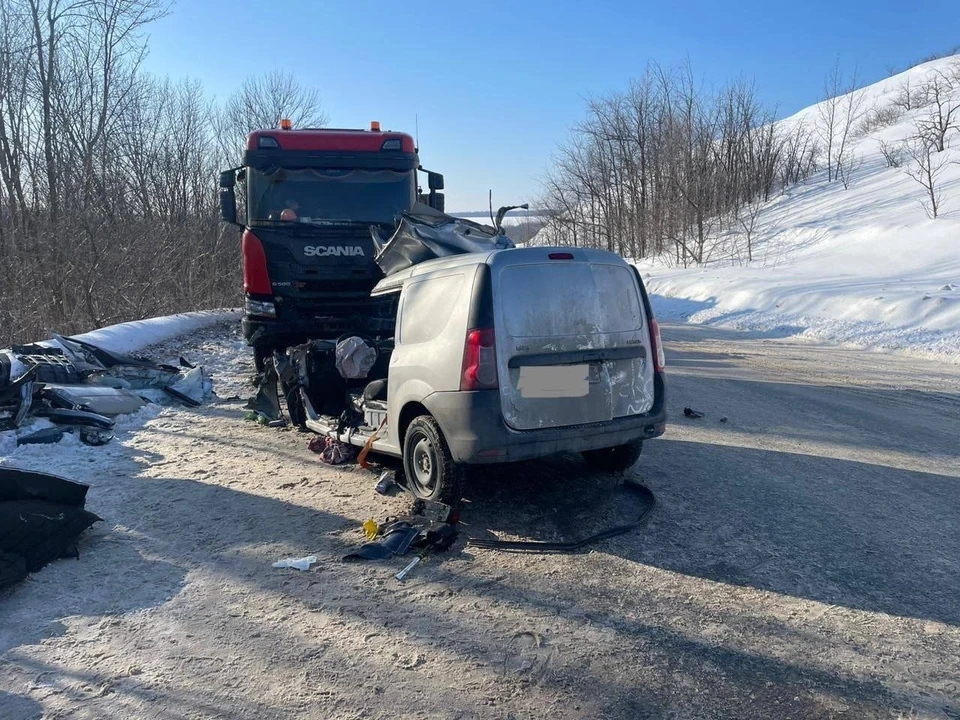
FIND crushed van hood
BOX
[371,204,514,276]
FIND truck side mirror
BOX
[220,185,237,225]
[429,191,445,213]
[219,169,240,225]
[428,172,444,191]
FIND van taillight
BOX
[461,328,498,391]
[650,318,666,372]
[242,230,272,295]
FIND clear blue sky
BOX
[144,0,959,211]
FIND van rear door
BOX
[492,252,655,431]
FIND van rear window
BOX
[499,263,643,337]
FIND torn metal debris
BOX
[370,203,514,277]
[1,332,213,448]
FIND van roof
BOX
[371,247,629,295]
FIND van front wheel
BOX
[582,441,642,473]
[403,415,462,504]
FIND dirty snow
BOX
[637,55,960,362]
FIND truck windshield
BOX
[247,167,415,225]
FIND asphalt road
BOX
[2,321,958,719]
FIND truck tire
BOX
[402,415,462,504]
[581,441,643,473]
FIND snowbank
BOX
[637,56,960,362]
[67,309,241,355]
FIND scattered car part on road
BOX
[1,332,215,449]
[0,467,101,589]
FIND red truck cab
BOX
[219,122,444,368]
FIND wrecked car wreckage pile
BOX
[1,333,210,447]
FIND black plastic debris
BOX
[343,502,460,577]
[683,407,705,419]
[163,385,202,408]
[411,498,459,524]
[16,426,67,446]
[343,523,422,561]
[0,467,101,589]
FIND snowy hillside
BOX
[638,56,960,361]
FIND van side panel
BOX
[385,265,479,448]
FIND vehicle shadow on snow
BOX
[460,442,960,628]
[0,530,187,655]
[0,691,43,720]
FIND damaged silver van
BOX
[280,243,666,503]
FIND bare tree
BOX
[903,138,948,219]
[538,60,807,267]
[220,70,328,163]
[816,61,843,182]
[914,72,958,152]
[0,0,261,347]
[878,139,904,168]
[736,198,763,262]
[893,76,919,112]
[832,70,866,187]
[837,151,862,190]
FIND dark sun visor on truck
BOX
[243,148,418,171]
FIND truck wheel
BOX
[403,415,462,504]
[582,441,643,473]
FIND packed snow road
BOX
[2,319,959,719]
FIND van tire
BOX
[582,441,643,473]
[403,415,462,504]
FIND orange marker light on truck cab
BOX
[280,118,292,130]
[370,121,381,131]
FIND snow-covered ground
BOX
[637,56,960,362]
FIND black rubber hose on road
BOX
[467,480,657,553]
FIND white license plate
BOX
[517,364,590,398]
